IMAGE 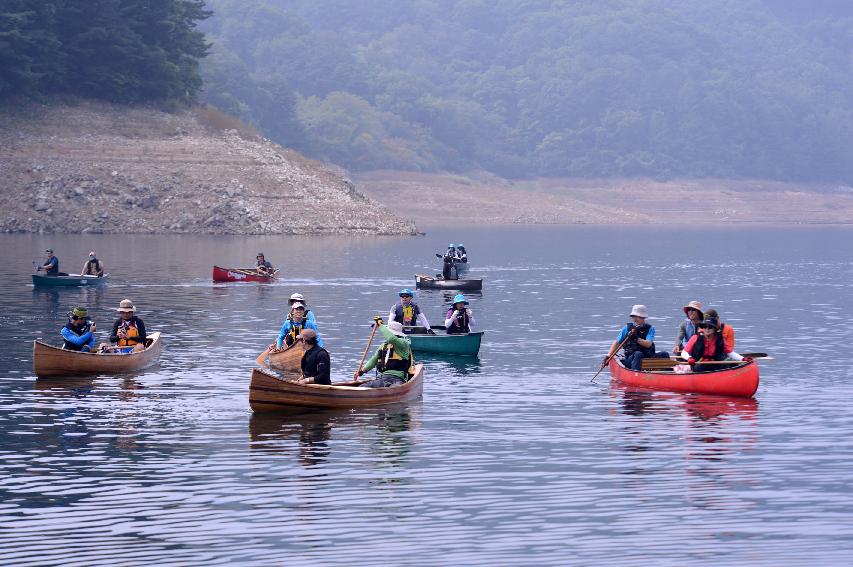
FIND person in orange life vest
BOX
[674,300,704,354]
[101,299,147,353]
[388,288,433,334]
[81,251,105,277]
[703,308,735,351]
[680,317,745,371]
[445,293,475,334]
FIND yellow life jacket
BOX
[376,342,414,377]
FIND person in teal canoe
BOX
[388,288,433,333]
[61,307,97,352]
[37,249,62,276]
[444,294,475,334]
[274,302,324,349]
[355,318,414,388]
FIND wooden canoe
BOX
[405,328,483,356]
[212,265,278,283]
[265,342,304,372]
[32,332,162,378]
[608,356,759,398]
[415,274,483,291]
[32,273,110,287]
[249,364,424,413]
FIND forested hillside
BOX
[0,0,209,103]
[201,0,853,182]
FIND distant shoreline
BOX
[356,170,853,229]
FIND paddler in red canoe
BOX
[679,317,749,371]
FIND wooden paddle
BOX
[591,331,634,383]
[255,346,273,365]
[354,318,381,380]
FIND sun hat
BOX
[629,305,649,318]
[452,293,468,305]
[698,317,719,329]
[46,248,53,253]
[289,293,304,302]
[117,299,136,313]
[448,243,455,247]
[257,252,264,257]
[387,321,405,336]
[398,288,414,297]
[290,302,305,310]
[683,300,703,316]
[457,243,464,247]
[71,307,88,318]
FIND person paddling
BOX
[680,317,745,371]
[603,305,664,371]
[256,253,274,274]
[81,251,105,277]
[445,293,475,334]
[37,249,62,276]
[61,307,96,352]
[674,300,704,354]
[355,320,414,388]
[388,288,432,333]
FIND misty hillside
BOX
[201,0,853,182]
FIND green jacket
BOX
[362,325,412,379]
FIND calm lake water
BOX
[1,226,852,566]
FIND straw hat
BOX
[387,321,405,336]
[683,300,703,316]
[117,299,136,313]
[629,305,649,318]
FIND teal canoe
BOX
[32,274,110,287]
[407,329,483,356]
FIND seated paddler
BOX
[61,307,96,352]
[274,302,324,350]
[604,304,667,371]
[355,319,414,388]
[81,251,105,277]
[445,293,475,334]
[298,328,331,385]
[256,252,274,274]
[680,317,745,371]
[99,299,147,353]
[388,288,433,333]
[37,248,63,276]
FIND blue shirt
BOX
[616,325,656,343]
[276,318,324,348]
[45,256,59,274]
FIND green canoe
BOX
[407,330,483,356]
[32,274,110,287]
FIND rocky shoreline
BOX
[0,101,416,235]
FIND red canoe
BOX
[608,357,759,398]
[212,265,278,283]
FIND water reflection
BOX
[420,354,483,377]
[249,405,418,471]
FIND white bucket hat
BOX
[629,304,649,318]
[289,293,304,302]
[387,321,405,336]
[117,299,136,313]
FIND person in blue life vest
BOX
[81,251,105,277]
[256,252,274,274]
[355,319,414,388]
[673,300,704,354]
[444,293,475,334]
[274,302,323,350]
[60,307,97,352]
[603,305,668,371]
[37,249,62,276]
[388,288,433,333]
[288,293,317,324]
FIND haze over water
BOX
[0,226,851,566]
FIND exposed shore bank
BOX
[0,101,416,235]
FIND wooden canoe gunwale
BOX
[32,332,162,378]
[608,356,759,398]
[249,364,424,413]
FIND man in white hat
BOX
[603,304,661,371]
[673,300,703,354]
[81,251,105,277]
[355,318,414,388]
[101,299,147,353]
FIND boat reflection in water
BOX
[249,403,419,472]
